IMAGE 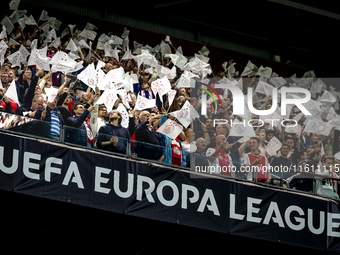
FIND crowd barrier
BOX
[1,112,339,201]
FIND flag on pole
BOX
[167,90,177,108]
[116,103,129,128]
[77,63,98,89]
[229,119,256,137]
[5,80,20,107]
[1,16,14,35]
[66,38,78,51]
[24,15,37,26]
[0,25,7,40]
[157,118,183,140]
[9,0,20,10]
[95,89,118,112]
[285,124,302,137]
[28,46,50,71]
[169,100,198,128]
[39,10,49,22]
[7,51,22,67]
[44,87,59,103]
[79,29,97,41]
[134,95,156,111]
[150,76,171,101]
[304,118,333,136]
[266,136,282,156]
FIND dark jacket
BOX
[23,74,39,110]
[65,109,91,146]
[134,120,163,160]
[97,123,130,154]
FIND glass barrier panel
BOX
[63,125,95,148]
[9,119,62,142]
[0,112,62,142]
[132,140,169,163]
[62,125,130,156]
[95,131,129,156]
[314,175,340,199]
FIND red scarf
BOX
[84,117,94,144]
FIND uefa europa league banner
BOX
[0,131,340,251]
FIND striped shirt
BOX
[50,110,60,136]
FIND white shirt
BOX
[182,141,196,153]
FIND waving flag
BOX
[157,118,183,140]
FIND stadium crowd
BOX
[1,2,340,199]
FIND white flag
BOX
[157,118,183,140]
[334,151,340,162]
[117,103,129,128]
[177,73,192,88]
[9,0,20,10]
[39,10,49,22]
[79,29,97,41]
[50,37,60,49]
[28,46,50,70]
[85,22,98,31]
[18,44,30,64]
[44,87,58,103]
[107,66,125,82]
[0,43,8,65]
[164,35,172,45]
[134,95,156,111]
[319,90,336,103]
[1,16,14,35]
[121,50,134,60]
[24,15,37,26]
[259,111,281,127]
[168,100,192,128]
[285,124,302,137]
[255,80,273,96]
[49,50,75,67]
[266,136,282,156]
[241,60,257,77]
[9,38,20,46]
[198,45,210,56]
[96,69,114,90]
[66,39,78,51]
[95,89,118,112]
[256,65,272,78]
[96,59,106,71]
[7,51,22,67]
[304,118,333,136]
[328,115,340,130]
[5,80,20,106]
[0,25,7,40]
[77,63,98,89]
[78,39,91,49]
[166,53,187,69]
[151,76,171,100]
[167,90,177,108]
[310,82,323,94]
[229,119,256,137]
